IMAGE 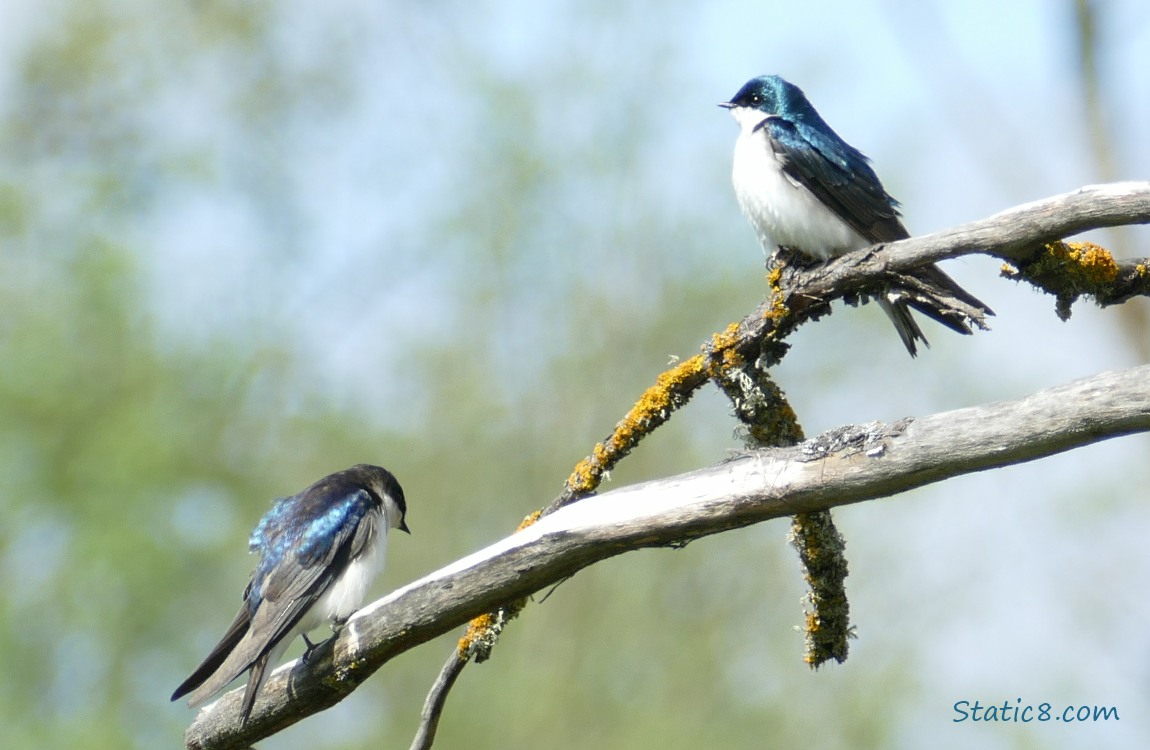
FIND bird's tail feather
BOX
[878,296,928,357]
[878,264,994,357]
[238,637,290,725]
[171,604,250,702]
[915,265,995,318]
[180,630,291,727]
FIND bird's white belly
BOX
[731,129,866,259]
[297,525,387,635]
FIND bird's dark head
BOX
[351,464,410,534]
[720,75,813,120]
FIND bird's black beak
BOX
[717,101,734,109]
[399,519,411,534]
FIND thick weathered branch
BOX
[184,364,1150,749]
[732,181,1150,365]
[835,181,1150,269]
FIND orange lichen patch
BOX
[661,353,707,386]
[516,510,542,532]
[1033,241,1119,287]
[1063,241,1119,284]
[457,612,496,657]
[616,357,705,441]
[709,322,741,352]
[456,597,527,661]
[565,355,707,496]
[1136,263,1148,277]
[764,267,789,320]
[1008,240,1124,320]
[706,323,744,377]
[636,355,705,421]
[566,448,605,494]
[802,612,822,665]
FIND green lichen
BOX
[789,511,851,668]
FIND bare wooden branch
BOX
[731,181,1150,366]
[184,364,1150,749]
[818,181,1150,278]
[408,651,467,750]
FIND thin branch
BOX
[408,651,467,750]
[184,364,1150,748]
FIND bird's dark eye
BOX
[749,94,762,105]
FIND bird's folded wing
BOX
[180,508,376,709]
[759,117,908,243]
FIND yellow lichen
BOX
[516,510,542,532]
[626,356,705,436]
[805,611,820,633]
[457,612,496,656]
[802,612,821,665]
[1033,241,1119,287]
[1012,241,1123,320]
[566,456,598,494]
[457,597,528,661]
[764,267,789,320]
[1063,241,1119,284]
[564,355,707,496]
[654,354,707,391]
[706,324,744,377]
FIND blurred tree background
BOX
[1,1,1148,748]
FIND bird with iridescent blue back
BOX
[720,75,991,356]
[171,464,409,725]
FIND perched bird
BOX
[720,74,991,356]
[171,464,409,725]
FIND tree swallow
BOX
[720,74,991,356]
[171,464,409,725]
